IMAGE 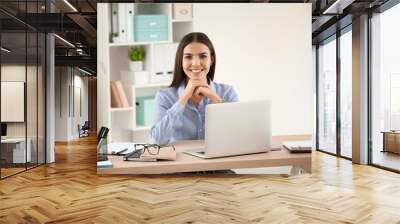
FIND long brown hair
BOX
[170,32,216,88]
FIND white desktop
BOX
[1,123,31,163]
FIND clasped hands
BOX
[179,79,222,106]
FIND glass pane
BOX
[27,0,39,168]
[27,31,38,169]
[38,33,45,165]
[318,37,337,154]
[0,1,46,178]
[1,31,27,177]
[340,29,352,158]
[371,4,400,171]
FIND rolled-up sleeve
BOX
[223,85,239,102]
[149,91,185,145]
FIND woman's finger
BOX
[193,87,202,97]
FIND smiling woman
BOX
[149,32,239,145]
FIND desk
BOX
[1,138,31,163]
[382,131,400,154]
[97,140,312,175]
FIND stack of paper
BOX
[107,142,143,155]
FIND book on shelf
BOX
[110,80,130,108]
[110,81,122,107]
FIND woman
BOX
[150,32,238,145]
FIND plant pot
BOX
[129,61,143,72]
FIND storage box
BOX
[151,71,173,84]
[135,14,168,29]
[120,71,150,86]
[173,4,192,20]
[134,71,149,85]
[136,96,156,127]
[150,43,176,84]
[134,14,168,42]
[135,29,168,42]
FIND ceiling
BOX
[0,0,98,74]
[0,0,393,75]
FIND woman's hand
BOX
[193,86,222,103]
[179,79,207,106]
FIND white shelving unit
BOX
[98,3,193,142]
[131,126,151,131]
[135,82,170,89]
[110,107,134,112]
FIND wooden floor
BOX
[373,150,400,171]
[0,167,25,178]
[1,136,400,223]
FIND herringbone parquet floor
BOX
[1,135,400,223]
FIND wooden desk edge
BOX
[98,153,312,175]
[98,137,313,175]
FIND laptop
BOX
[184,100,271,158]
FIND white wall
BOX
[1,64,47,163]
[193,3,312,135]
[71,70,89,137]
[55,67,89,141]
[1,65,38,137]
[55,67,69,141]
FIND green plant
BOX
[128,47,145,61]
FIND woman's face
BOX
[182,42,213,82]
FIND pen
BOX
[116,148,128,155]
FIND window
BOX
[371,2,400,171]
[317,36,337,155]
[339,28,352,158]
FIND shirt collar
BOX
[177,79,217,97]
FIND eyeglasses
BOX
[135,143,162,155]
[124,144,175,160]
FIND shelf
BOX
[132,126,150,131]
[134,82,170,89]
[172,19,192,23]
[110,107,134,112]
[99,3,192,143]
[109,40,172,47]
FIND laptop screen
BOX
[1,123,7,137]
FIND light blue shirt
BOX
[150,81,238,145]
